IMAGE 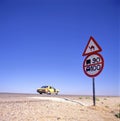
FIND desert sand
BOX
[0,93,119,121]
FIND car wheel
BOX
[47,91,51,95]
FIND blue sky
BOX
[0,0,119,96]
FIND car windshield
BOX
[41,86,48,88]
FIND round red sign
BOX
[83,53,104,77]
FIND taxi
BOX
[37,86,59,95]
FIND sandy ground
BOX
[0,93,119,121]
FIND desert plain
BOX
[0,93,119,121]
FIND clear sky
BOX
[0,0,119,96]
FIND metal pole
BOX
[93,77,96,106]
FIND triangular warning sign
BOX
[82,36,102,56]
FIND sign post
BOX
[82,36,104,106]
[93,77,95,106]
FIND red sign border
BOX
[83,53,104,77]
[82,36,102,56]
